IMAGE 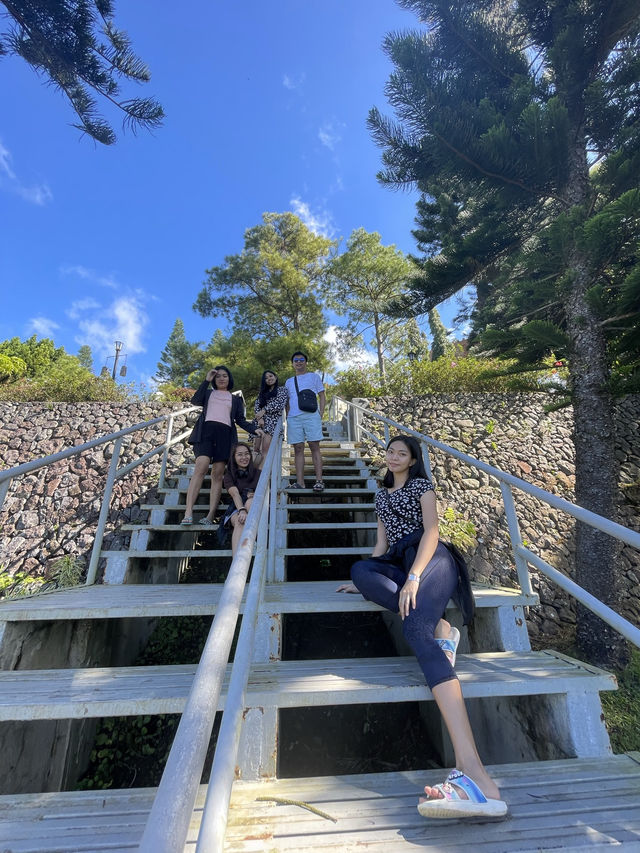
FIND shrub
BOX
[332,355,546,399]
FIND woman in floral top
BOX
[253,370,287,460]
[338,435,507,821]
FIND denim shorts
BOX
[287,411,323,444]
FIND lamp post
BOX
[112,341,124,380]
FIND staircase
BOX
[1,417,639,852]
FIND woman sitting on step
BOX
[182,366,262,526]
[222,442,262,555]
[337,434,508,820]
[252,369,288,463]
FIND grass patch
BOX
[601,649,640,753]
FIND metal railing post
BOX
[500,481,534,596]
[267,420,283,582]
[158,414,174,489]
[0,477,10,516]
[384,422,390,446]
[421,441,433,481]
[85,436,124,586]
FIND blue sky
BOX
[0,0,464,387]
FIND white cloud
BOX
[61,264,118,289]
[283,72,305,90]
[0,138,53,206]
[26,316,60,338]
[290,195,335,238]
[66,298,101,320]
[69,294,150,360]
[318,120,344,151]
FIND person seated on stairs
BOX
[221,442,262,555]
[181,366,263,526]
[252,369,287,464]
[337,434,508,820]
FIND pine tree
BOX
[194,212,335,341]
[0,0,164,144]
[428,309,449,361]
[77,345,93,372]
[368,0,640,666]
[155,319,203,386]
[326,228,415,386]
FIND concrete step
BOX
[0,581,537,622]
[137,502,377,515]
[2,755,639,852]
[0,650,616,720]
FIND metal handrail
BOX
[330,396,640,648]
[0,405,199,584]
[138,416,283,853]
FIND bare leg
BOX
[206,461,226,522]
[230,497,253,554]
[261,432,273,456]
[308,440,323,482]
[184,456,211,518]
[293,442,305,486]
[422,679,501,802]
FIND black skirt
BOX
[193,421,232,463]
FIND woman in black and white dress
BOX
[338,434,507,821]
[253,370,288,460]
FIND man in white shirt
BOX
[285,351,325,491]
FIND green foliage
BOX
[0,567,45,600]
[601,650,640,753]
[195,212,335,340]
[77,345,93,372]
[49,555,85,587]
[439,507,477,554]
[0,354,131,402]
[428,308,449,361]
[155,318,203,385]
[0,353,27,382]
[156,384,196,403]
[0,1,163,144]
[325,228,415,384]
[333,355,544,398]
[0,336,65,376]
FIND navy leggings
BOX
[351,540,459,690]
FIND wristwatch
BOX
[407,572,420,582]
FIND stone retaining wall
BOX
[352,393,639,644]
[0,402,193,582]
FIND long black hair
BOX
[213,364,234,390]
[382,435,429,488]
[227,442,256,483]
[257,370,278,408]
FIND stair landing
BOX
[1,755,638,851]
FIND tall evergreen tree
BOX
[194,212,334,341]
[155,319,203,386]
[326,228,414,386]
[77,344,93,372]
[0,0,164,144]
[428,308,449,361]
[368,0,640,665]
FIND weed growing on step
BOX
[601,650,640,753]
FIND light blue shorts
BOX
[287,411,323,445]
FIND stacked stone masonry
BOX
[0,402,191,583]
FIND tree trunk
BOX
[374,314,386,389]
[564,140,629,668]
